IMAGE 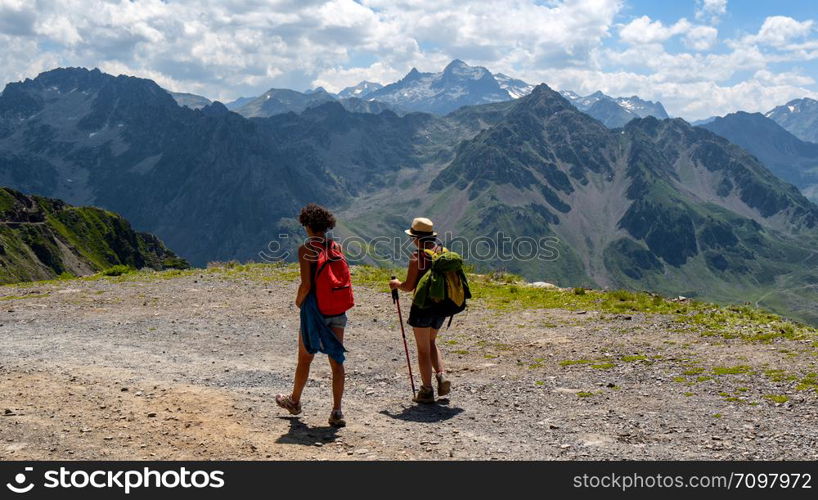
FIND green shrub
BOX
[100,265,135,277]
[162,256,190,269]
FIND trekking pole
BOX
[391,275,416,396]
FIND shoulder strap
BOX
[423,245,447,259]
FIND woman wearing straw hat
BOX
[389,217,451,403]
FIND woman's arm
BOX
[295,245,311,308]
[389,252,420,293]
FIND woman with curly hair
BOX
[275,203,353,427]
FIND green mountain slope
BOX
[0,187,186,284]
[0,68,502,265]
[701,112,818,202]
[3,69,818,325]
[362,85,818,325]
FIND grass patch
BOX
[763,394,790,404]
[712,365,752,376]
[469,273,705,315]
[576,391,595,398]
[683,367,705,376]
[0,293,50,301]
[621,355,648,362]
[796,373,818,393]
[679,305,815,343]
[559,359,594,367]
[763,369,797,382]
[591,362,615,370]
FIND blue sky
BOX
[617,0,818,88]
[0,0,816,119]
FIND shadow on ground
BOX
[275,417,341,446]
[379,400,464,423]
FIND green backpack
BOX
[412,247,471,319]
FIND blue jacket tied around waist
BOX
[300,293,347,364]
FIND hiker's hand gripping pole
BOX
[391,275,416,395]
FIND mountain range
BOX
[2,67,818,325]
[369,86,818,324]
[560,90,670,128]
[0,186,185,283]
[169,91,212,110]
[232,87,401,118]
[358,59,522,114]
[168,60,670,127]
[337,81,383,99]
[700,112,818,203]
[765,98,818,144]
[225,59,530,117]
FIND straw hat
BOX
[405,217,437,238]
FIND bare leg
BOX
[291,332,314,403]
[430,328,445,375]
[412,327,433,387]
[327,327,345,411]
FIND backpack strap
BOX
[309,238,334,287]
[422,245,448,260]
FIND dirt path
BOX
[1,271,817,460]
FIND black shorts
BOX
[407,305,446,330]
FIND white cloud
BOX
[619,16,691,45]
[742,16,814,48]
[0,0,815,121]
[0,0,626,98]
[311,62,406,92]
[695,0,727,25]
[618,16,717,51]
[684,25,718,51]
[752,69,815,87]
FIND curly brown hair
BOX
[299,203,336,233]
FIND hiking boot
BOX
[275,394,302,415]
[436,373,451,397]
[413,385,435,404]
[328,410,346,428]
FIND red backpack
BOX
[309,239,354,316]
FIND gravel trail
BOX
[1,271,817,460]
